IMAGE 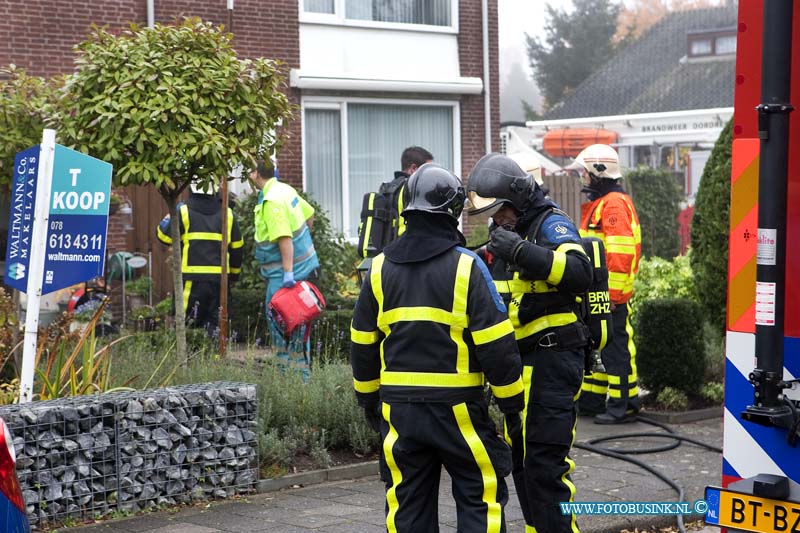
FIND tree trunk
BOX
[166,195,188,365]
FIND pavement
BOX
[58,414,723,533]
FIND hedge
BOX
[626,166,682,259]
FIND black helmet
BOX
[402,163,466,220]
[466,153,532,216]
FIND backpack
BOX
[529,207,613,369]
[356,176,407,259]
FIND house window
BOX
[690,39,712,56]
[715,35,737,55]
[304,0,334,13]
[345,0,451,26]
[304,100,457,237]
[687,29,737,58]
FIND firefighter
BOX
[467,153,592,533]
[249,158,320,379]
[568,144,642,424]
[156,182,244,333]
[350,163,523,532]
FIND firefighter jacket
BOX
[156,193,244,282]
[489,203,593,355]
[253,177,320,301]
[579,191,641,304]
[350,241,524,413]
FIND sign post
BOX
[5,129,113,403]
[18,129,55,403]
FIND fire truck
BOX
[703,1,800,531]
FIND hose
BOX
[573,414,722,533]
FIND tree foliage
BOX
[55,18,294,362]
[690,119,733,335]
[526,0,621,108]
[0,65,58,187]
[626,166,682,259]
[615,0,719,43]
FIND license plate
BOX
[705,486,800,533]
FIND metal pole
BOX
[19,129,56,403]
[122,254,126,328]
[742,0,794,427]
[218,0,234,357]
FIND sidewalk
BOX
[59,415,723,533]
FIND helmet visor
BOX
[466,191,504,217]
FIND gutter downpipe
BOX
[481,0,491,153]
[147,0,155,28]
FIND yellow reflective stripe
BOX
[353,378,380,393]
[157,226,172,244]
[362,193,375,258]
[182,280,192,312]
[183,265,224,274]
[606,243,637,255]
[581,381,608,394]
[521,365,533,463]
[592,240,601,266]
[599,319,608,351]
[452,403,502,533]
[547,250,567,285]
[183,232,222,242]
[453,254,473,374]
[370,255,388,369]
[605,235,637,245]
[513,312,578,341]
[229,267,241,274]
[351,327,380,345]
[381,371,484,388]
[472,320,514,345]
[556,243,585,255]
[231,240,244,249]
[380,307,469,328]
[563,419,580,533]
[180,205,191,272]
[607,375,621,385]
[494,278,554,294]
[382,403,402,533]
[491,376,523,399]
[525,526,537,533]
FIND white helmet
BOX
[568,144,622,180]
[508,151,544,187]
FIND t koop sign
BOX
[4,136,113,295]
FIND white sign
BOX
[756,228,777,266]
[755,282,777,326]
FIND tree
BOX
[690,119,733,335]
[615,0,719,43]
[56,19,293,363]
[526,0,621,109]
[0,66,58,187]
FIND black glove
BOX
[505,413,523,441]
[488,227,524,263]
[363,404,382,433]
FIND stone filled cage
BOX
[0,381,258,526]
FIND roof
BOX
[544,5,737,120]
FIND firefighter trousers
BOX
[378,400,512,532]
[505,348,583,533]
[578,303,640,419]
[182,280,229,334]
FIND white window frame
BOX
[298,0,459,34]
[301,96,462,239]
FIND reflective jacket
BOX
[579,191,641,304]
[156,193,243,282]
[489,209,593,355]
[350,247,524,411]
[253,178,319,300]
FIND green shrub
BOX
[636,298,705,395]
[700,382,724,405]
[626,166,682,260]
[656,387,689,411]
[229,286,269,345]
[312,309,354,365]
[632,254,697,313]
[703,321,725,383]
[691,120,733,335]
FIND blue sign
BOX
[41,145,112,294]
[3,146,40,293]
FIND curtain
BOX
[346,104,453,237]
[345,0,451,26]
[304,109,343,231]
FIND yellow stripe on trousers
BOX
[382,403,402,533]
[453,403,502,533]
[183,281,192,312]
[563,416,581,533]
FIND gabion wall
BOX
[0,382,257,525]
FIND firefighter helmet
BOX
[508,151,544,187]
[568,144,622,180]
[402,163,466,220]
[466,153,532,216]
